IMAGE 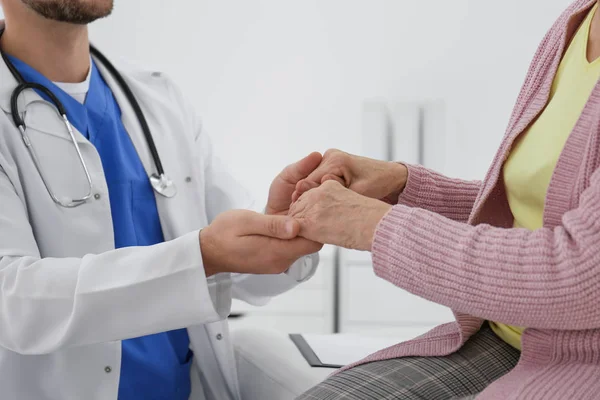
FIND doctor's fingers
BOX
[279,152,323,184]
[238,212,300,240]
[269,237,323,264]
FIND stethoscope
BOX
[0,32,177,208]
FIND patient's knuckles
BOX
[316,182,345,205]
[323,148,343,160]
[352,180,369,195]
[321,150,346,169]
[321,180,342,191]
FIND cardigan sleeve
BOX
[372,165,600,331]
[395,164,481,223]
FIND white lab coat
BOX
[0,44,318,399]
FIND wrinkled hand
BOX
[292,149,408,204]
[266,152,323,216]
[289,181,392,251]
[200,210,322,276]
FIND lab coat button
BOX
[151,72,162,78]
[216,333,223,340]
[185,177,192,183]
[94,194,101,200]
[104,366,112,373]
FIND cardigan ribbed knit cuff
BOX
[396,164,481,223]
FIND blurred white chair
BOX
[233,329,335,400]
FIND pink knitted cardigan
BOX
[346,1,600,399]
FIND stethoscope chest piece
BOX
[150,174,177,198]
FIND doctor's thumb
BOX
[248,214,300,239]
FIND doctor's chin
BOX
[0,0,599,399]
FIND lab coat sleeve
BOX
[192,107,319,305]
[0,164,229,355]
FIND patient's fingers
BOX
[292,174,347,203]
[321,174,346,186]
[292,179,320,202]
[296,179,319,193]
[300,166,331,193]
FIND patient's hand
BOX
[289,181,392,251]
[292,149,408,204]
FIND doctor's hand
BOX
[289,181,392,251]
[292,149,408,205]
[200,210,322,277]
[266,152,323,216]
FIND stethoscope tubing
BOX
[0,29,176,203]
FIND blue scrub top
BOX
[9,56,193,400]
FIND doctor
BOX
[0,0,322,399]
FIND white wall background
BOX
[2,0,574,204]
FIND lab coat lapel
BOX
[93,57,214,244]
[0,37,99,203]
[95,58,241,399]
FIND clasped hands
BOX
[200,150,408,277]
[288,150,407,251]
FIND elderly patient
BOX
[290,1,600,399]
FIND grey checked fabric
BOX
[297,324,519,400]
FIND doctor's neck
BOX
[0,0,112,83]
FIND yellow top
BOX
[492,3,600,350]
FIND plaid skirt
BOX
[297,323,519,400]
